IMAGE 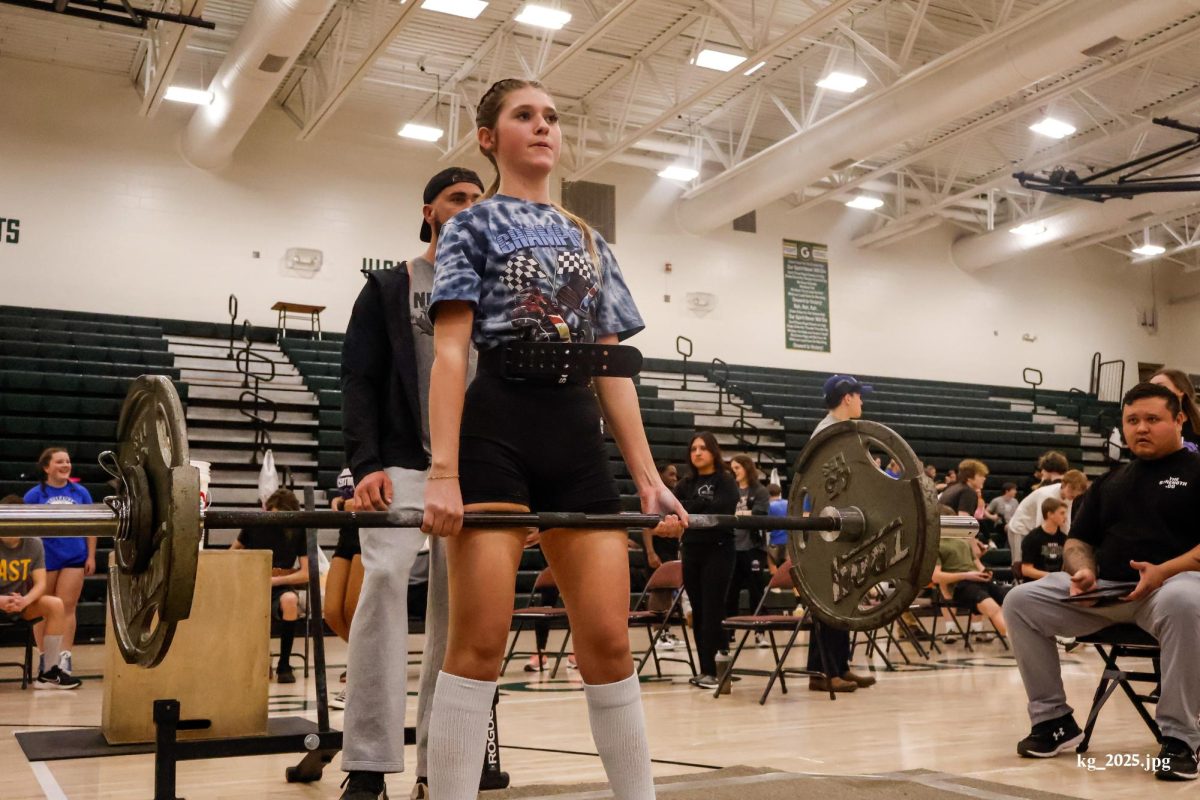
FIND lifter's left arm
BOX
[593,335,687,535]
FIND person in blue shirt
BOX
[766,484,789,568]
[23,447,95,677]
[420,77,686,800]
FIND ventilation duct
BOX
[674,0,1200,233]
[181,0,336,170]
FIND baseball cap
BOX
[420,167,485,242]
[822,374,873,407]
[336,468,355,500]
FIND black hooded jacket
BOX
[341,266,428,481]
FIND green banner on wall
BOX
[782,239,829,352]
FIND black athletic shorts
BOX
[333,526,360,560]
[458,371,621,521]
[951,579,1009,608]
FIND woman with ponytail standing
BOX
[23,447,95,678]
[420,78,686,800]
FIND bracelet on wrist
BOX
[428,474,459,481]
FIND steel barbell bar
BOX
[0,504,979,539]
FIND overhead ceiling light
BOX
[693,48,747,72]
[743,61,767,76]
[163,86,214,105]
[514,3,571,29]
[658,165,699,182]
[1131,243,1166,256]
[420,0,488,19]
[815,71,867,93]
[844,195,884,210]
[1009,222,1047,236]
[398,123,445,142]
[1029,116,1076,139]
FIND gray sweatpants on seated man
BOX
[1005,571,1200,749]
[343,466,449,774]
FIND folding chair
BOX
[928,583,1010,652]
[715,560,836,704]
[0,614,40,689]
[500,568,572,677]
[628,560,696,678]
[1075,624,1161,753]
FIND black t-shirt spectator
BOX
[673,472,740,545]
[940,483,978,515]
[1021,528,1067,573]
[1069,448,1200,583]
[237,526,306,571]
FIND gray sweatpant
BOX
[342,467,449,774]
[1005,571,1200,749]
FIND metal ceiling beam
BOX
[0,0,212,28]
[436,0,648,162]
[132,0,206,117]
[293,0,424,141]
[568,0,857,180]
[790,15,1200,218]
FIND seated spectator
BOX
[1019,498,1068,581]
[232,488,308,684]
[1006,470,1089,570]
[935,467,956,494]
[933,533,1009,637]
[766,484,788,570]
[0,495,80,689]
[1004,383,1200,779]
[939,460,988,517]
[325,468,362,709]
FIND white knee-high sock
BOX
[428,671,497,800]
[583,672,656,800]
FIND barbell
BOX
[0,376,976,667]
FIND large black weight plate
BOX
[787,420,939,631]
[109,376,200,667]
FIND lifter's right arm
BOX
[422,301,474,537]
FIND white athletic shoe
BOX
[329,689,347,710]
[654,633,679,651]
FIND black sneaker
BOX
[276,666,296,684]
[1016,713,1083,757]
[339,770,388,799]
[34,666,81,690]
[1156,736,1199,781]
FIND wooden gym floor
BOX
[0,631,1185,800]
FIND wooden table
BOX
[271,301,326,341]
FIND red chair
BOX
[716,560,835,703]
[500,568,572,677]
[629,560,696,678]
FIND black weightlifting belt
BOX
[478,342,643,385]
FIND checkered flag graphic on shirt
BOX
[501,253,544,293]
[555,250,595,286]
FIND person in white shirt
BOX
[1006,470,1088,569]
